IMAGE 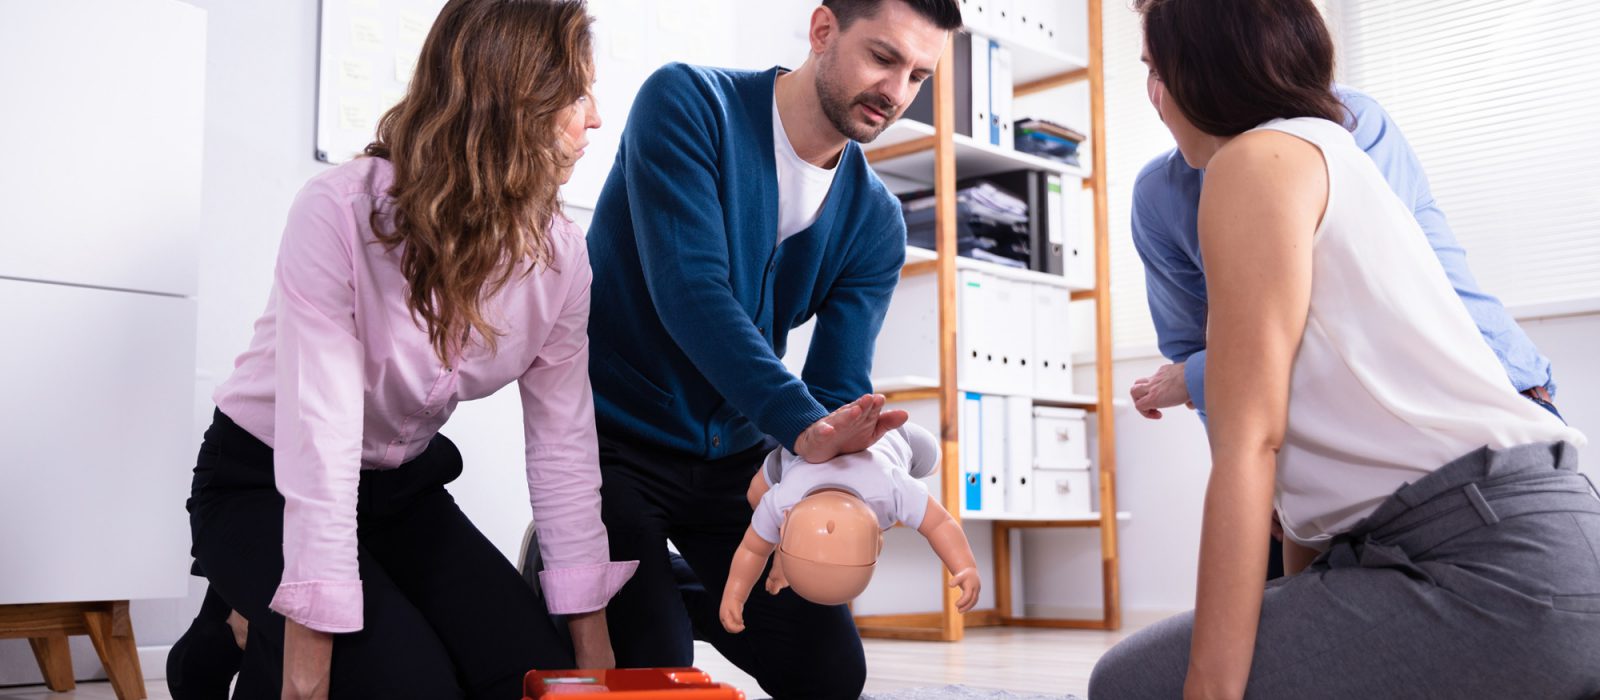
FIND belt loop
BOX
[1463,483,1500,526]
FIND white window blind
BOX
[1099,0,1598,354]
[1098,0,1172,354]
[1329,0,1600,311]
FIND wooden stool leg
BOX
[84,602,147,700]
[27,634,76,691]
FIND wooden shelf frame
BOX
[856,1,1121,642]
[866,118,1092,182]
[1016,67,1090,97]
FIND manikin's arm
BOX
[764,551,789,595]
[916,496,980,612]
[746,469,771,511]
[745,471,792,593]
[719,526,777,634]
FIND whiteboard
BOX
[315,0,760,209]
[314,0,438,165]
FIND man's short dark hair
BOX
[822,0,963,31]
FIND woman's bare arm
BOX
[1185,129,1324,699]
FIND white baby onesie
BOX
[750,423,941,544]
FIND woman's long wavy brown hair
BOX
[365,0,593,366]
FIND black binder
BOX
[901,31,974,137]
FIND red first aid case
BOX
[524,667,747,699]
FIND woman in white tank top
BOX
[1089,1,1598,698]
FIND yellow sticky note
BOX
[351,16,384,51]
[398,10,431,45]
[339,98,374,131]
[339,56,374,91]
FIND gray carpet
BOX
[861,686,1081,700]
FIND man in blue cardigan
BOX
[585,1,961,696]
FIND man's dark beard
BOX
[816,68,898,143]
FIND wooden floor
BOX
[0,619,1159,699]
[697,623,1152,697]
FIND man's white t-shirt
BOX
[773,90,838,244]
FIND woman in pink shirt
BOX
[168,1,635,698]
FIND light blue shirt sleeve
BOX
[1130,153,1212,417]
[1336,86,1555,395]
[1182,350,1208,419]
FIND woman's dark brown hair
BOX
[1136,0,1347,136]
[365,0,593,365]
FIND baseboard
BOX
[139,644,170,681]
[0,641,171,686]
[1017,604,1100,620]
[1019,604,1181,628]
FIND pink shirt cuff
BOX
[269,580,365,633]
[538,561,639,615]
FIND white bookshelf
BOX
[905,244,1091,292]
[854,0,1122,639]
[1009,42,1090,85]
[871,118,1090,184]
[872,374,943,394]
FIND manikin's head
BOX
[776,489,884,605]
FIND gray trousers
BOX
[1090,441,1600,699]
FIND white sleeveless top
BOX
[1252,118,1586,549]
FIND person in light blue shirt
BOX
[1128,85,1559,425]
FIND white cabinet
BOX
[0,0,204,605]
[0,0,206,297]
[0,280,197,604]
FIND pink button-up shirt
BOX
[214,157,636,633]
